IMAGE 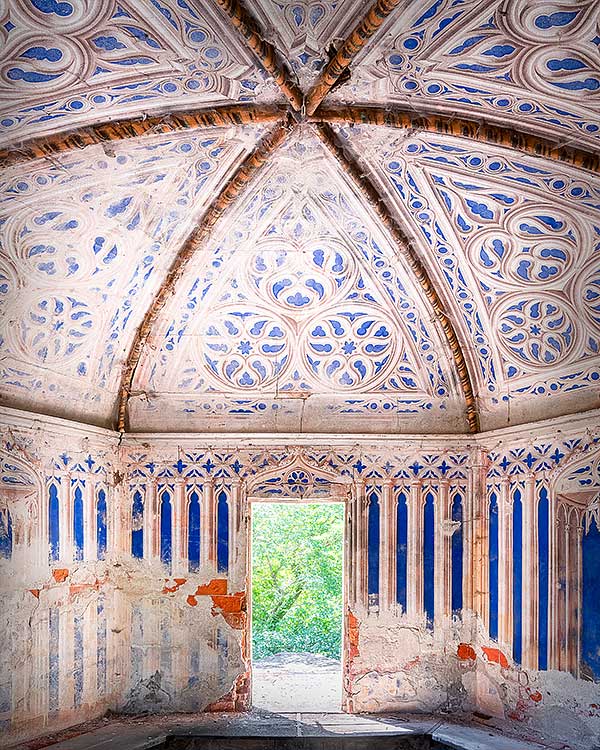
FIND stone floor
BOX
[9,711,555,750]
[253,652,342,712]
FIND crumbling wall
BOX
[345,608,478,715]
[1,406,599,750]
[116,567,249,714]
[470,415,600,749]
[0,409,121,743]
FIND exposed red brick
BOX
[241,628,249,663]
[29,589,40,599]
[52,568,69,583]
[206,672,250,712]
[196,579,228,596]
[347,609,360,660]
[529,691,543,703]
[457,643,476,661]
[162,577,187,594]
[508,698,528,721]
[210,591,247,629]
[482,646,509,669]
[404,656,421,670]
[186,595,198,607]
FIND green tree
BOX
[251,502,344,660]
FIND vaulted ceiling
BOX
[1,0,599,434]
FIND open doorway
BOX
[250,501,345,712]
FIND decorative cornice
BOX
[2,404,599,448]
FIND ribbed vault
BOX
[1,0,599,434]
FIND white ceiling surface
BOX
[1,0,599,433]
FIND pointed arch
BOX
[0,450,43,562]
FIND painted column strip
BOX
[436,479,450,622]
[407,480,423,618]
[498,478,513,651]
[576,522,584,678]
[549,486,559,670]
[469,450,489,624]
[378,480,396,611]
[521,474,538,669]
[143,480,157,561]
[58,607,75,712]
[229,480,242,583]
[201,481,216,572]
[82,481,95,561]
[61,473,73,563]
[354,479,367,609]
[82,599,98,708]
[172,480,186,574]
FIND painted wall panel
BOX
[368,489,380,600]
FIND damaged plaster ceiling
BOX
[0,0,599,434]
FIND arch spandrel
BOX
[246,453,352,501]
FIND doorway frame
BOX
[244,462,353,712]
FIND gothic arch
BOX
[246,452,353,501]
[0,450,44,563]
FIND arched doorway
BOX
[244,455,353,711]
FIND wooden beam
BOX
[304,0,403,116]
[313,121,480,433]
[116,117,294,432]
[213,0,303,110]
[0,104,285,169]
[314,105,600,173]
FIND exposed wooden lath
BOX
[0,105,285,169]
[116,117,295,432]
[304,0,404,116]
[314,105,600,173]
[313,121,480,434]
[212,0,303,110]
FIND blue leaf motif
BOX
[286,291,310,307]
[249,320,267,335]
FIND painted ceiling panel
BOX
[0,126,259,426]
[328,0,600,147]
[0,0,598,433]
[0,0,281,146]
[129,131,467,433]
[250,0,370,88]
[340,124,600,429]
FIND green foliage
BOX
[251,502,344,660]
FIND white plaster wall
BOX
[1,407,599,749]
